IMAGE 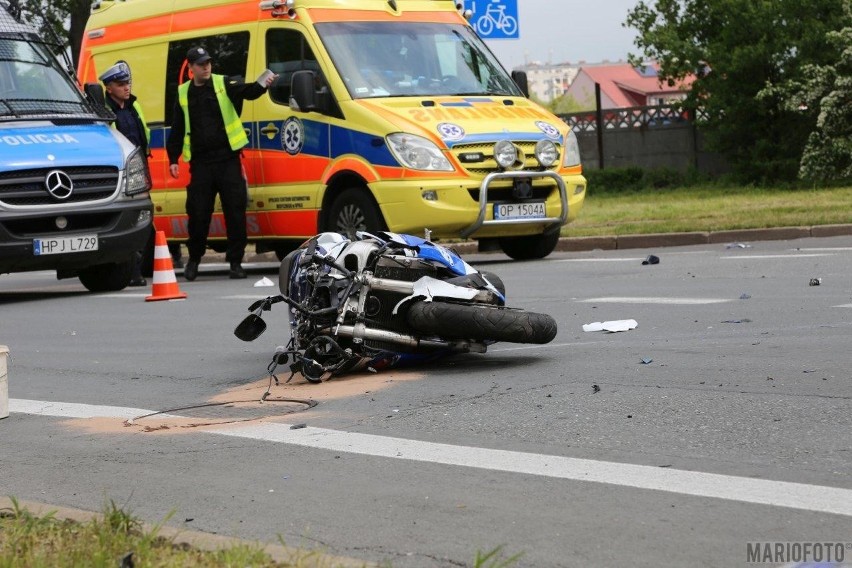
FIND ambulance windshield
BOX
[0,37,93,121]
[316,21,521,99]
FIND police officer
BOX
[100,61,150,287]
[166,47,276,280]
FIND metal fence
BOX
[556,104,727,174]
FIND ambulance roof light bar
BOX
[452,1,473,20]
[259,0,296,18]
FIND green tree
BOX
[760,6,851,181]
[625,0,848,183]
[548,93,589,115]
[7,0,89,67]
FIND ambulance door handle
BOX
[260,123,280,139]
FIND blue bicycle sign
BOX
[466,0,519,39]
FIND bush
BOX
[585,166,695,194]
[584,166,645,194]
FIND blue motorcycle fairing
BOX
[381,232,474,277]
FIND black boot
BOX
[184,258,200,281]
[229,262,247,279]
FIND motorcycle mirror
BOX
[234,314,267,342]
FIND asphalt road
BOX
[1,237,851,568]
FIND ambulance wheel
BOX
[78,258,133,292]
[498,231,560,260]
[325,188,386,238]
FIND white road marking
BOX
[491,341,603,352]
[793,247,852,252]
[10,398,852,517]
[833,304,852,309]
[721,254,833,259]
[555,257,645,263]
[580,297,732,305]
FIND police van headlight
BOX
[562,130,581,167]
[387,133,453,171]
[124,149,151,196]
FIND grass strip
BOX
[564,184,852,237]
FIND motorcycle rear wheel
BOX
[406,301,557,344]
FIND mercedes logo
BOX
[44,170,73,200]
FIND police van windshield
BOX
[316,21,521,99]
[0,37,94,121]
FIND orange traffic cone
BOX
[145,230,188,302]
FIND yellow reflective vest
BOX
[177,73,248,162]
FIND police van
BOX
[0,2,153,291]
[80,0,586,260]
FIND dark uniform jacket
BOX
[106,93,149,156]
[166,76,265,165]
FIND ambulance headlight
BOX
[124,149,151,196]
[562,130,581,167]
[387,133,453,171]
[534,139,559,167]
[493,140,517,169]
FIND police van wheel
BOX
[78,259,133,292]
[326,188,386,238]
[498,231,560,260]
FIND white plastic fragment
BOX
[253,276,275,287]
[582,319,638,333]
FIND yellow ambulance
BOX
[79,0,586,260]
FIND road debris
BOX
[809,278,822,286]
[642,254,660,265]
[583,319,638,333]
[254,276,275,287]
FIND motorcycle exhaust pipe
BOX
[332,324,487,353]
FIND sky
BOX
[473,0,643,69]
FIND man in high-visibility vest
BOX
[166,47,276,281]
[100,61,151,287]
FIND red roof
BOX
[575,62,694,108]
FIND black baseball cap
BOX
[186,46,212,65]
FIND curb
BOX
[197,224,852,264]
[0,497,371,567]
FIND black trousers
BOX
[185,156,247,264]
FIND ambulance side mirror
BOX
[511,70,529,98]
[290,70,318,113]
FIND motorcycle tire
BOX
[405,301,557,344]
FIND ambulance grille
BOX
[0,166,119,206]
[450,141,560,176]
[450,141,561,202]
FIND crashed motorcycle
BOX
[235,231,557,383]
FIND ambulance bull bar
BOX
[460,170,568,238]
